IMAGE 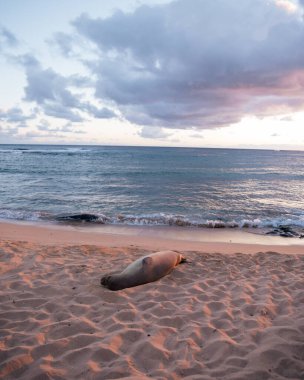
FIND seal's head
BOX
[100,274,124,291]
[100,275,111,287]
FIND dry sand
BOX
[0,222,304,379]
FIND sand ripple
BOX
[0,241,304,379]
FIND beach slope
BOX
[0,225,304,379]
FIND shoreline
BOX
[1,220,304,254]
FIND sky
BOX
[1,0,304,149]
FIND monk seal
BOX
[101,250,186,291]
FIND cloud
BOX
[86,104,117,119]
[275,0,298,13]
[69,74,95,88]
[71,0,304,129]
[37,120,85,134]
[18,54,117,123]
[0,26,19,48]
[138,126,173,139]
[49,32,76,57]
[22,56,82,109]
[48,30,98,61]
[0,123,21,138]
[61,122,85,134]
[279,115,293,121]
[0,107,34,123]
[190,133,204,139]
[37,119,52,131]
[43,103,84,122]
[16,122,29,129]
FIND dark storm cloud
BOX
[19,54,117,122]
[72,0,304,129]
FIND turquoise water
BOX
[0,145,304,229]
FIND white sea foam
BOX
[97,213,304,229]
[0,209,45,221]
[0,146,93,155]
[23,148,91,154]
[1,209,304,230]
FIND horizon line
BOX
[0,142,303,152]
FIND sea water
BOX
[0,144,304,230]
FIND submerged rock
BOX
[56,213,100,223]
[266,225,299,238]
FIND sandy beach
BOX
[0,222,304,379]
[3,0,304,378]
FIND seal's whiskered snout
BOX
[100,275,111,286]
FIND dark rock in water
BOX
[266,231,278,236]
[266,225,299,238]
[56,214,100,222]
[278,225,292,233]
[279,232,294,238]
[279,225,299,237]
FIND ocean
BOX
[0,144,304,232]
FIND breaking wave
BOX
[1,209,304,230]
